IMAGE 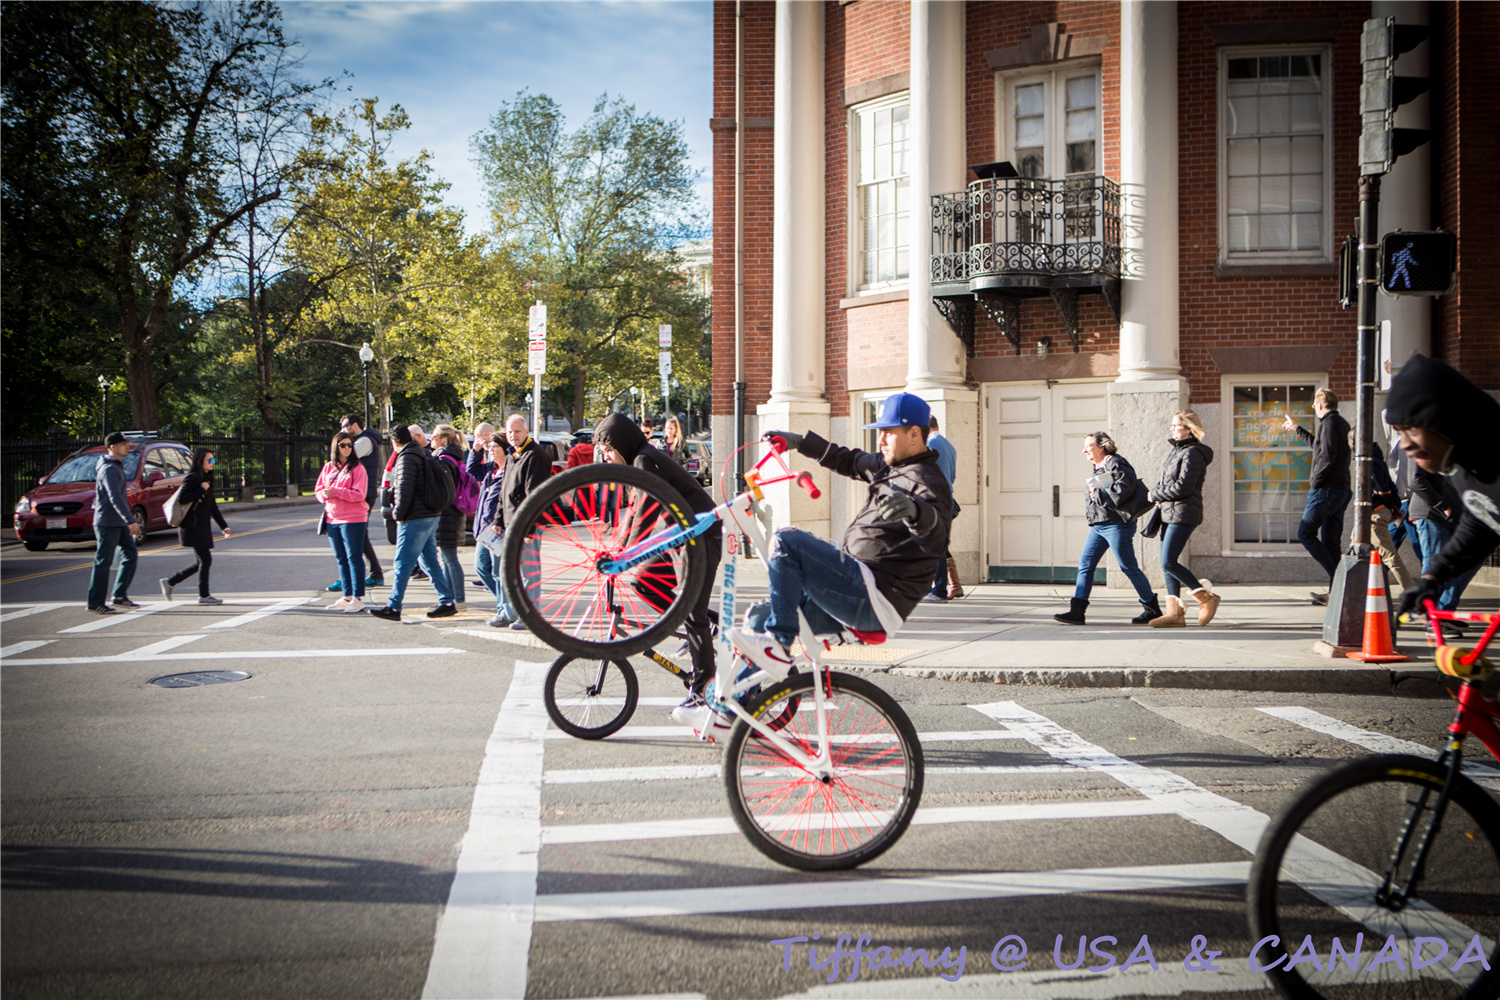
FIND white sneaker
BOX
[343,597,366,614]
[452,601,467,612]
[727,627,796,682]
[670,693,732,737]
[328,596,352,610]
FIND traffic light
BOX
[1360,16,1430,176]
[1379,230,1456,296]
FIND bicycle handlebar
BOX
[796,471,820,500]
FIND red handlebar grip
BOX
[797,471,821,499]
[768,435,788,454]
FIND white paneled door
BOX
[983,381,1110,581]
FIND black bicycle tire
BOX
[502,464,709,660]
[543,653,639,740]
[722,670,923,871]
[1248,753,1500,1000]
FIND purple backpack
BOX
[442,454,481,516]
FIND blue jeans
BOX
[328,521,367,598]
[1389,499,1410,550]
[1298,487,1353,582]
[1074,522,1156,603]
[495,535,540,621]
[1160,523,1202,599]
[388,517,453,612]
[86,525,138,609]
[437,546,465,605]
[745,527,885,646]
[475,541,502,611]
[1412,518,1481,611]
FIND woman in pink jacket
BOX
[315,431,371,612]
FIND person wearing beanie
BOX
[1386,354,1500,623]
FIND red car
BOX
[12,437,195,551]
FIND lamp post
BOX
[358,342,374,430]
[97,375,110,437]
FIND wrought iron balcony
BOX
[931,173,1122,355]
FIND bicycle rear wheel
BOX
[543,652,638,740]
[502,464,709,659]
[1248,754,1500,1000]
[723,671,923,871]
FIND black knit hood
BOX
[594,413,648,464]
[1386,354,1500,480]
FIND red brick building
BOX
[711,1,1499,587]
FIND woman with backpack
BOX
[1146,409,1221,627]
[159,447,231,605]
[430,424,471,612]
[313,430,370,612]
[1053,432,1160,626]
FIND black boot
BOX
[1132,596,1162,625]
[1053,598,1088,625]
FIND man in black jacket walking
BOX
[370,424,455,622]
[491,414,551,630]
[738,392,953,676]
[1283,388,1352,604]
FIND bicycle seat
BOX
[844,628,887,646]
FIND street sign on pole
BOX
[658,324,672,348]
[529,302,548,342]
[528,341,547,375]
[658,351,671,376]
[529,301,547,431]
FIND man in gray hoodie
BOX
[85,431,143,614]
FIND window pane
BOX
[1228,58,1256,80]
[1065,76,1093,109]
[1293,213,1321,250]
[1017,114,1045,148]
[1290,94,1321,132]
[1228,176,1259,214]
[1260,136,1290,175]
[1291,174,1321,212]
[1015,83,1043,117]
[1017,147,1044,178]
[1227,138,1258,177]
[1228,215,1257,252]
[1228,96,1258,135]
[1291,135,1322,174]
[1066,140,1095,175]
[873,108,890,147]
[1065,107,1095,142]
[1260,94,1290,133]
[1260,214,1290,250]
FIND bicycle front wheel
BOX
[723,671,923,871]
[543,652,638,740]
[502,464,709,659]
[1248,754,1500,1000]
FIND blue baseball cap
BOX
[861,392,930,430]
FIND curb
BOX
[870,664,1463,697]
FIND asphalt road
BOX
[1,507,1490,999]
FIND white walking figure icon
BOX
[1389,242,1417,288]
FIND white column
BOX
[759,0,830,535]
[1373,0,1432,380]
[1116,0,1181,383]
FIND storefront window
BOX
[1231,382,1315,543]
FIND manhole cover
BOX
[149,670,252,688]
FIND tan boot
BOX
[1148,595,1187,628]
[1192,587,1221,626]
[946,556,964,599]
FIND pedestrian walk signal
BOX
[1379,230,1455,296]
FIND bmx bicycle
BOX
[503,437,923,870]
[1247,601,1500,1000]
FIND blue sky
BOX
[280,0,714,232]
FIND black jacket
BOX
[1295,409,1352,491]
[1084,453,1143,526]
[434,445,465,548]
[495,436,550,530]
[391,444,441,522]
[595,414,716,519]
[796,429,952,620]
[1153,437,1213,527]
[1386,354,1500,582]
[176,468,228,548]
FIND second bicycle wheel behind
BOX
[502,464,709,660]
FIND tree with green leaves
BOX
[286,99,489,434]
[471,91,710,430]
[1,0,332,431]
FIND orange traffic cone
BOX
[1348,551,1409,663]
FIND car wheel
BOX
[23,539,49,552]
[133,506,149,536]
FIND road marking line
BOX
[2,518,320,583]
[542,763,1078,785]
[532,861,1249,922]
[422,659,550,1000]
[1258,705,1500,790]
[2,647,465,666]
[122,635,202,658]
[1,640,56,658]
[0,604,73,623]
[540,726,1024,742]
[204,597,312,629]
[58,602,174,633]
[542,800,1176,845]
[971,702,1271,854]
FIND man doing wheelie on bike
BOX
[1386,354,1500,624]
[739,392,954,675]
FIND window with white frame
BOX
[852,94,910,290]
[1225,378,1319,545]
[999,66,1101,243]
[1220,49,1331,261]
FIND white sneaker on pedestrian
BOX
[198,595,223,606]
[159,578,174,602]
[343,597,366,614]
[328,596,352,610]
[670,692,731,737]
[727,627,796,682]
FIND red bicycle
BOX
[1248,602,1500,999]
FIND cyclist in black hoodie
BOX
[594,413,721,717]
[1386,354,1500,622]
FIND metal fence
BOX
[3,426,347,527]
